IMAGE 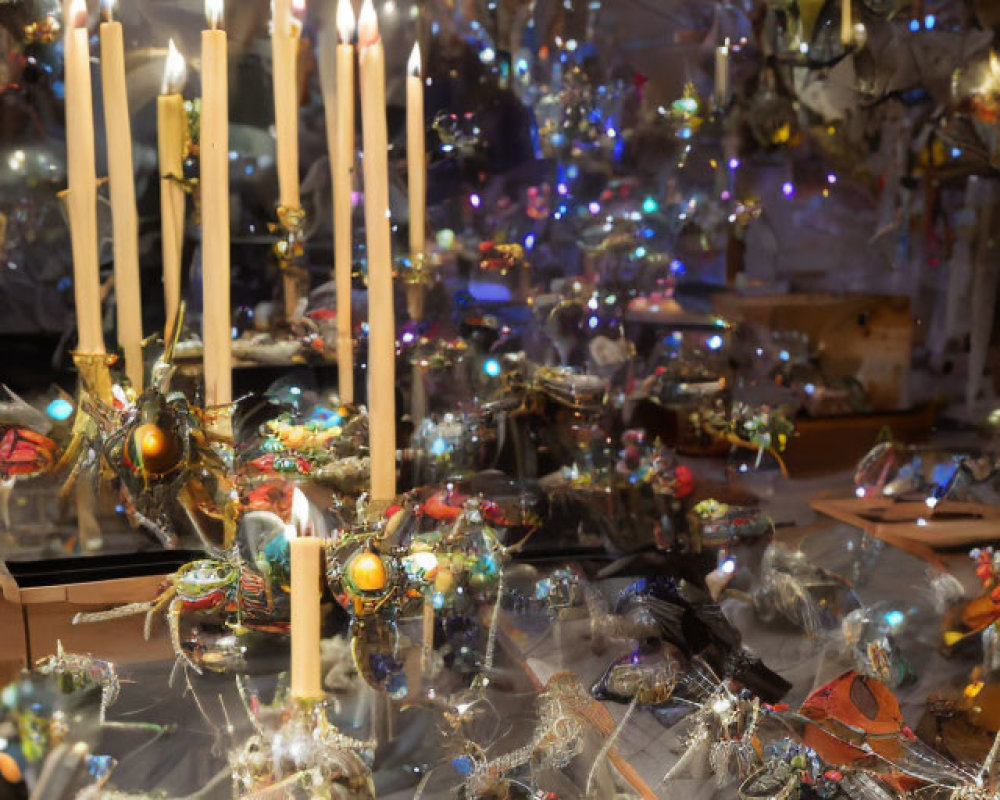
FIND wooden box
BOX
[781,404,936,476]
[712,293,913,410]
[0,557,183,685]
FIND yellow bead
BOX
[434,568,455,594]
[282,426,309,449]
[349,552,387,592]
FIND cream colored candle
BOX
[65,0,105,355]
[318,0,356,402]
[358,0,396,504]
[272,0,302,211]
[289,534,324,699]
[272,0,305,321]
[158,39,186,342]
[841,0,852,46]
[406,44,425,269]
[201,0,232,407]
[714,39,729,109]
[405,42,426,321]
[99,0,143,389]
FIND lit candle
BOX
[358,0,396,505]
[714,39,730,110]
[158,39,186,342]
[65,0,105,355]
[841,0,852,46]
[99,0,143,389]
[288,530,324,700]
[406,42,426,321]
[319,0,356,402]
[201,0,232,407]
[272,0,305,321]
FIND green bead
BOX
[469,572,487,589]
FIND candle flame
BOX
[100,0,115,23]
[205,0,223,29]
[161,38,187,95]
[990,50,1000,87]
[357,0,378,47]
[70,0,88,28]
[407,41,421,76]
[291,0,306,17]
[336,0,355,44]
[290,487,312,536]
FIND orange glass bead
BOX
[0,753,22,784]
[349,552,388,592]
[134,423,179,474]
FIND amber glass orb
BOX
[134,423,180,474]
[349,552,388,593]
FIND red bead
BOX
[824,770,842,782]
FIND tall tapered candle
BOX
[358,0,396,505]
[201,0,232,407]
[65,0,105,355]
[272,0,304,320]
[289,531,324,699]
[714,39,730,109]
[99,0,143,388]
[841,0,852,46]
[272,0,302,210]
[318,0,356,402]
[406,42,426,321]
[158,39,186,342]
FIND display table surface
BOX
[71,467,982,799]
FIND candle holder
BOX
[70,351,117,405]
[58,323,236,551]
[398,251,435,321]
[74,479,329,672]
[271,204,308,323]
[231,694,375,798]
[325,513,410,695]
